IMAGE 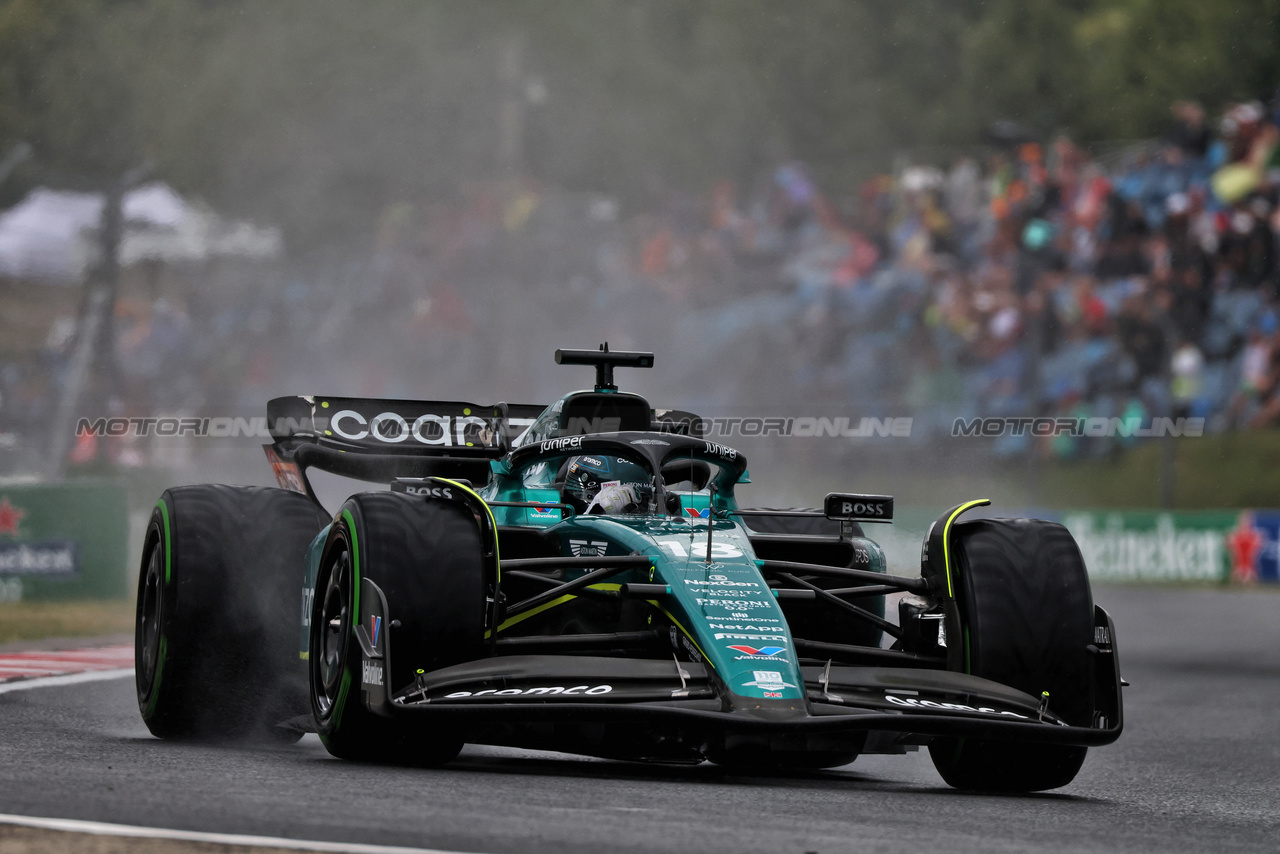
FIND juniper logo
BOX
[952,416,1204,438]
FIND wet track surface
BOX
[1,586,1277,854]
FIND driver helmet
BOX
[563,455,654,515]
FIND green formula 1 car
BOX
[135,345,1123,792]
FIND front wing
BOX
[357,634,1124,750]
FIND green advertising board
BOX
[879,507,1249,584]
[0,479,129,602]
[1059,510,1236,583]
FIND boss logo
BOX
[824,493,894,521]
[405,485,453,499]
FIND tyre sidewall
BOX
[135,486,325,741]
[310,493,484,763]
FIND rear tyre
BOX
[927,518,1094,792]
[135,485,327,741]
[310,492,486,764]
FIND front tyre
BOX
[927,518,1094,792]
[310,492,486,764]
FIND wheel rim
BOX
[313,548,351,719]
[135,538,164,702]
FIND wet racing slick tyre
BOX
[927,518,1095,792]
[135,485,328,742]
[310,492,486,765]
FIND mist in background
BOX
[2,0,1279,522]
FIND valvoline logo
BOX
[685,507,710,518]
[728,645,784,657]
[370,615,382,648]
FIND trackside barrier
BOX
[883,508,1276,585]
[0,479,129,602]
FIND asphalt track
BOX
[0,585,1277,854]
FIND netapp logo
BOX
[443,685,613,698]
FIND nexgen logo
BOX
[330,410,487,446]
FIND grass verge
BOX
[0,599,134,645]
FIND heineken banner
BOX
[0,479,129,602]
[888,507,1277,584]
[1059,511,1239,584]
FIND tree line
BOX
[0,0,1275,245]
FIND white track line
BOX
[0,663,114,673]
[0,813,485,854]
[0,668,133,695]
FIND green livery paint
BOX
[469,445,891,703]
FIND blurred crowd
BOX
[4,96,1280,472]
[652,96,1280,458]
[800,100,1279,454]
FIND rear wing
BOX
[264,395,547,498]
[267,396,547,455]
[263,394,708,503]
